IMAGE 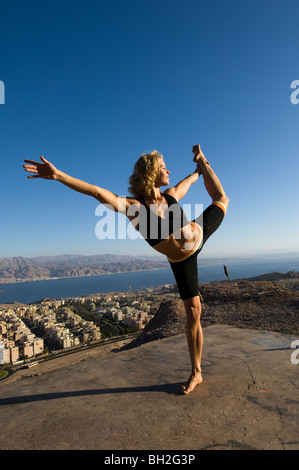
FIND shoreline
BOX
[1,254,298,285]
[0,270,298,308]
[0,266,169,285]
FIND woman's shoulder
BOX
[163,189,178,203]
[126,196,141,206]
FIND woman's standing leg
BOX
[182,295,203,394]
[169,255,204,395]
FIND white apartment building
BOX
[0,341,4,364]
[106,308,123,322]
[23,338,44,358]
[23,342,34,358]
[1,347,11,364]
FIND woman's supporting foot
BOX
[181,371,203,395]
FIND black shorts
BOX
[169,203,225,301]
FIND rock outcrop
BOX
[120,278,299,350]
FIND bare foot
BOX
[181,372,203,395]
[193,153,210,166]
[192,145,210,166]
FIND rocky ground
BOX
[1,273,298,451]
[120,275,299,350]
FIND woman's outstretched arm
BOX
[164,146,204,201]
[165,168,200,201]
[23,156,130,213]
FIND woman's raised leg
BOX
[193,145,229,210]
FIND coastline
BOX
[0,255,298,306]
[0,266,168,285]
[1,253,298,285]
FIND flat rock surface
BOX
[0,324,298,450]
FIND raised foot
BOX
[181,372,203,395]
[192,150,210,167]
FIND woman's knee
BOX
[214,194,229,211]
[183,296,201,322]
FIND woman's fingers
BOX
[24,159,40,165]
[23,164,42,178]
[25,171,39,177]
[23,156,56,180]
[24,156,49,165]
[23,167,39,175]
[23,164,37,169]
[23,156,54,180]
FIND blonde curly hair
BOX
[128,150,163,200]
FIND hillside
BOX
[120,277,299,351]
[0,254,168,283]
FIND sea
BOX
[0,255,298,305]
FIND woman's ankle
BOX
[193,154,210,168]
[195,164,202,176]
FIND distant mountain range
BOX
[243,271,299,281]
[0,254,169,283]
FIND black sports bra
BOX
[138,193,189,247]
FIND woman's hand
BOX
[23,156,59,180]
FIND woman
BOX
[23,145,229,394]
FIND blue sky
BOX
[0,0,298,259]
